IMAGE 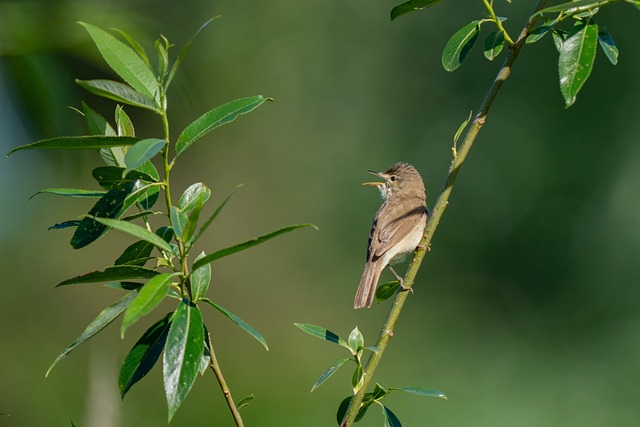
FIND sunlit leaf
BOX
[58,266,158,286]
[30,188,106,200]
[177,183,211,214]
[170,206,188,240]
[7,136,138,155]
[46,291,137,377]
[375,281,400,303]
[442,20,481,72]
[113,28,150,65]
[348,327,364,355]
[92,166,156,189]
[390,0,445,21]
[294,323,351,351]
[190,252,210,301]
[559,19,598,107]
[164,300,204,421]
[352,365,364,394]
[237,394,255,410]
[115,105,135,137]
[201,298,268,350]
[536,0,611,15]
[597,26,618,65]
[389,386,448,399]
[123,138,165,176]
[311,358,349,392]
[175,96,271,157]
[121,273,177,337]
[114,227,173,266]
[166,17,217,88]
[191,184,242,244]
[77,79,159,112]
[382,405,403,427]
[483,31,505,60]
[90,216,174,253]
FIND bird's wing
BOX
[372,198,427,259]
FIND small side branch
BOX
[207,332,245,427]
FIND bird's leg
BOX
[388,266,413,293]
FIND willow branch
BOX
[340,1,549,425]
[207,331,245,427]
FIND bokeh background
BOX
[2,1,640,426]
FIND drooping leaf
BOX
[390,0,445,21]
[170,206,188,240]
[175,96,271,157]
[7,136,138,155]
[71,180,137,249]
[558,19,598,107]
[79,22,159,102]
[48,220,81,230]
[77,79,160,113]
[536,0,611,15]
[442,20,481,72]
[46,290,138,377]
[483,31,505,60]
[192,224,317,272]
[191,184,242,244]
[389,386,448,399]
[166,17,217,88]
[121,273,177,337]
[30,188,106,200]
[58,266,159,286]
[177,183,211,214]
[190,252,211,301]
[311,358,350,392]
[123,138,165,176]
[92,166,156,189]
[597,26,618,65]
[119,312,172,397]
[163,300,204,421]
[114,226,173,266]
[293,323,351,351]
[382,405,403,427]
[348,327,364,355]
[375,281,401,302]
[201,298,268,350]
[90,216,174,253]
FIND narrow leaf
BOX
[121,273,176,337]
[30,188,106,200]
[175,96,271,157]
[92,166,156,190]
[115,105,135,137]
[192,223,317,271]
[454,110,473,145]
[49,220,81,230]
[115,226,173,266]
[191,252,211,301]
[123,138,164,176]
[237,394,255,410]
[119,312,172,397]
[58,266,158,286]
[390,0,445,21]
[164,300,204,421]
[559,19,598,107]
[483,31,505,60]
[46,291,137,376]
[536,0,611,15]
[7,136,138,155]
[293,323,351,351]
[77,80,159,112]
[90,216,173,253]
[389,386,448,399]
[170,206,188,240]
[192,184,242,244]
[113,28,150,65]
[597,26,618,65]
[336,396,352,426]
[442,20,480,72]
[201,298,268,350]
[81,102,116,136]
[352,365,364,394]
[382,405,403,427]
[166,17,217,88]
[348,327,364,354]
[177,183,211,214]
[311,358,349,392]
[79,22,159,102]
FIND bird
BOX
[354,162,429,309]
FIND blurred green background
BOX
[2,1,640,426]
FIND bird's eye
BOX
[390,175,397,181]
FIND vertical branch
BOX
[207,332,245,427]
[340,1,549,425]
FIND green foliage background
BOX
[1,0,640,426]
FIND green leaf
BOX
[236,394,255,410]
[114,227,174,266]
[92,166,157,189]
[58,266,159,286]
[336,396,352,426]
[192,223,317,271]
[71,180,137,249]
[483,31,505,60]
[90,216,174,253]
[597,26,618,65]
[536,0,611,15]
[348,327,364,354]
[123,138,164,176]
[119,312,172,397]
[526,19,557,44]
[375,281,401,302]
[293,323,351,351]
[454,110,473,145]
[177,183,211,214]
[121,273,176,337]
[115,105,135,137]
[311,358,349,392]
[30,188,106,200]
[191,184,242,245]
[113,28,150,65]
[175,96,271,157]
[7,136,138,155]
[77,79,159,112]
[382,405,403,427]
[373,383,389,400]
[552,28,568,52]
[442,20,480,72]
[46,290,137,377]
[558,19,599,107]
[389,386,448,399]
[135,161,161,209]
[170,206,188,240]
[190,252,211,301]
[155,36,169,81]
[202,298,268,350]
[163,300,204,421]
[352,364,364,394]
[390,0,445,21]
[199,329,212,375]
[79,22,159,102]
[166,17,217,88]
[81,102,116,136]
[49,220,81,230]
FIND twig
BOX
[207,331,245,427]
[340,1,549,425]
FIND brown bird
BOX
[354,162,428,309]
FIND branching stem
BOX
[340,1,549,425]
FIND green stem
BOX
[340,1,549,425]
[483,0,515,45]
[207,331,245,427]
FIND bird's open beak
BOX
[363,170,384,186]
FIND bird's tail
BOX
[354,260,382,309]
